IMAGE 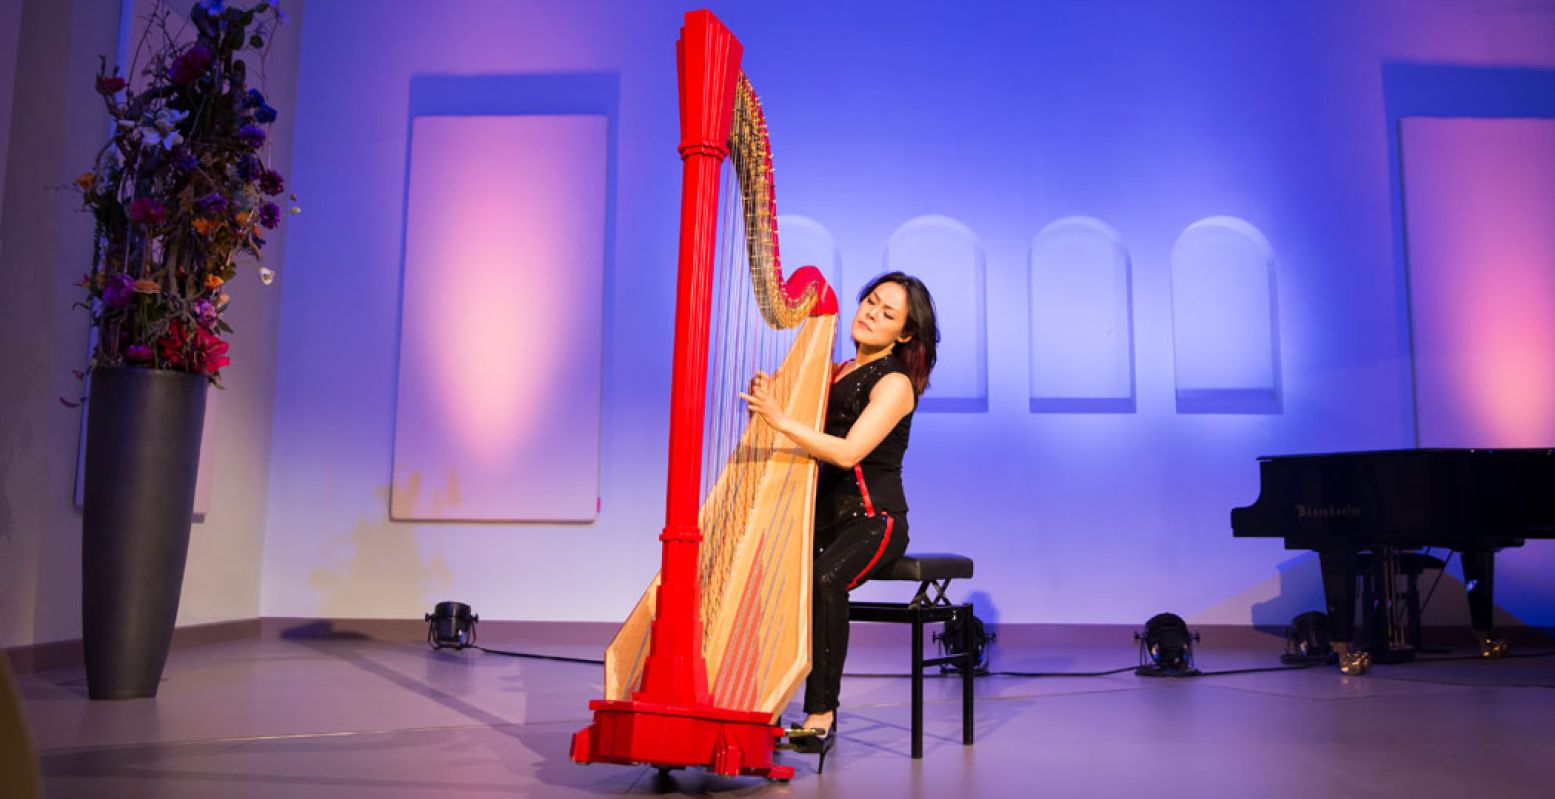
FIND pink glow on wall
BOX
[1401,117,1555,449]
[392,115,607,521]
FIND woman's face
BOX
[851,281,912,351]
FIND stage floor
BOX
[16,626,1555,798]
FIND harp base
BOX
[571,699,793,781]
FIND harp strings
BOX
[697,153,801,645]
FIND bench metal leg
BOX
[848,594,979,759]
[961,604,974,745]
[911,606,924,759]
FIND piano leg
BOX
[1318,548,1370,674]
[1460,550,1509,658]
[1317,548,1356,643]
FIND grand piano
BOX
[1232,448,1555,673]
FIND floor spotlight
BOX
[934,611,995,675]
[425,601,478,650]
[1282,610,1335,665]
[1135,612,1200,677]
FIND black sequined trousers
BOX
[803,510,909,714]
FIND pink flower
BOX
[169,45,212,86]
[259,169,285,196]
[127,198,167,225]
[195,328,231,376]
[158,321,230,376]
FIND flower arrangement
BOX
[72,0,294,387]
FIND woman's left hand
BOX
[739,371,791,435]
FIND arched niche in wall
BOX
[882,215,988,412]
[1169,216,1282,414]
[1028,216,1136,413]
[390,73,620,522]
[776,214,846,362]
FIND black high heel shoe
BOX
[788,718,837,773]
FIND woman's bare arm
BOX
[740,370,914,469]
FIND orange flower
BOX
[205,274,225,290]
[215,292,230,310]
[234,211,251,227]
[133,279,159,294]
[75,172,98,192]
[192,218,218,236]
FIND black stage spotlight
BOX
[425,601,478,650]
[934,611,995,675]
[1281,611,1336,665]
[1135,612,1201,677]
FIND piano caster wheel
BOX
[1338,651,1372,676]
[1479,638,1510,659]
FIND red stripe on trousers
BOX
[853,464,875,517]
[847,513,894,591]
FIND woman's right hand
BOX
[740,371,791,435]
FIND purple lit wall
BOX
[261,1,1555,627]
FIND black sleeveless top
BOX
[814,354,915,521]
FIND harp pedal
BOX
[1479,636,1510,659]
[1338,650,1372,675]
[784,726,825,740]
[779,723,831,751]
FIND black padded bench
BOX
[848,552,976,758]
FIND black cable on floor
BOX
[460,645,1144,679]
[969,650,1555,678]
[1189,662,1326,676]
[470,644,605,665]
[984,666,1139,678]
[1414,650,1555,663]
[847,663,1321,679]
[458,644,1555,678]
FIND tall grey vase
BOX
[81,366,207,700]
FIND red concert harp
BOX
[571,9,838,781]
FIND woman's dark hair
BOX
[858,271,939,396]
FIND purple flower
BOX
[259,169,285,196]
[246,91,279,125]
[193,298,219,329]
[200,0,226,17]
[258,202,281,229]
[237,154,263,182]
[124,344,153,362]
[169,45,213,86]
[172,149,198,171]
[195,192,228,215]
[103,273,136,308]
[237,124,266,149]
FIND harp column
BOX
[633,11,743,708]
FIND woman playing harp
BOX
[743,270,941,758]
